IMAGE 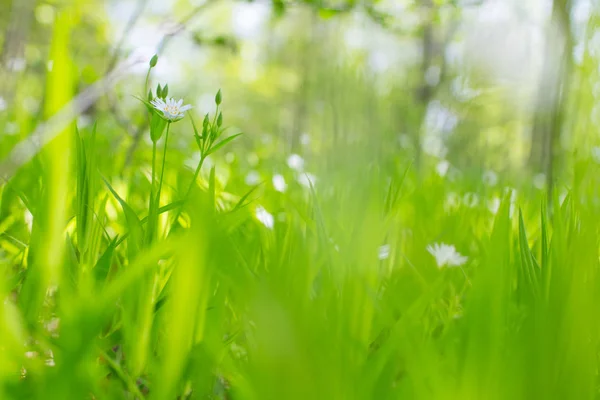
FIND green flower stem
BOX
[151,141,157,194]
[156,122,171,213]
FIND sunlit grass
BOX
[2,19,600,400]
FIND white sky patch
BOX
[232,2,270,39]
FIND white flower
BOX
[297,173,317,188]
[427,243,468,268]
[444,192,460,212]
[592,146,600,163]
[255,206,274,229]
[436,160,450,177]
[245,170,261,186]
[463,192,479,208]
[533,173,546,189]
[272,174,287,192]
[488,197,501,214]
[150,97,192,121]
[378,245,390,260]
[482,170,498,186]
[287,154,305,171]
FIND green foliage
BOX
[2,0,600,399]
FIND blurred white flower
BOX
[444,192,460,212]
[300,133,311,146]
[255,206,274,229]
[245,170,261,186]
[297,173,317,188]
[592,146,600,163]
[436,160,450,177]
[463,192,479,208]
[427,243,468,268]
[504,187,518,217]
[488,197,501,214]
[24,209,33,232]
[151,97,192,121]
[378,244,390,260]
[0,96,6,112]
[272,174,287,192]
[533,173,546,189]
[483,170,498,186]
[559,190,568,206]
[287,154,305,171]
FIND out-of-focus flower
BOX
[592,146,600,163]
[287,154,305,171]
[533,173,546,189]
[378,244,390,260]
[297,173,317,188]
[436,160,450,177]
[483,170,498,186]
[272,174,287,192]
[245,170,260,186]
[444,192,460,212]
[463,192,479,208]
[255,206,274,229]
[427,243,468,268]
[151,97,192,121]
[488,197,501,214]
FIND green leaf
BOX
[94,236,119,286]
[150,112,168,142]
[230,184,262,213]
[102,176,143,261]
[209,166,216,211]
[206,133,243,156]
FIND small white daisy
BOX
[427,243,468,268]
[150,97,192,121]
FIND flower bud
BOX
[217,112,223,127]
[215,89,222,105]
[149,54,158,67]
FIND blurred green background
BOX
[2,0,600,399]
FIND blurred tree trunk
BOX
[529,0,572,194]
[0,0,37,100]
[415,0,436,171]
[289,11,316,153]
